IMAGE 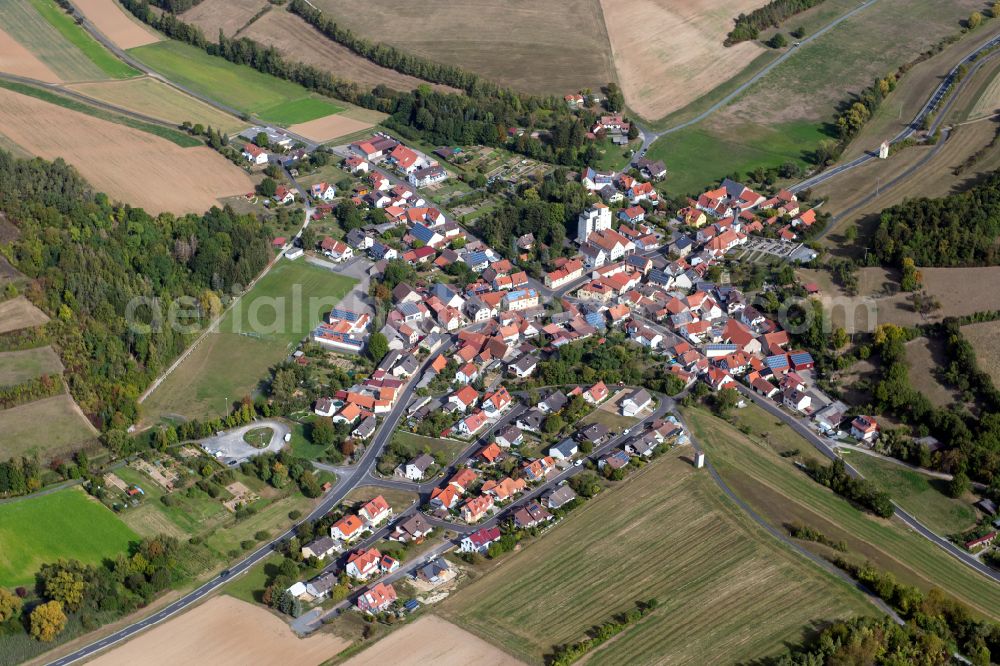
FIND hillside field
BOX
[0,488,138,587]
[0,296,50,334]
[0,25,61,83]
[962,320,1000,387]
[142,261,356,423]
[72,0,160,50]
[0,394,98,459]
[127,40,345,124]
[0,346,64,385]
[684,406,1000,621]
[0,85,253,215]
[440,450,870,665]
[312,0,615,97]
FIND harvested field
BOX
[601,0,764,121]
[0,296,49,334]
[904,337,960,408]
[26,0,139,79]
[685,407,1000,621]
[0,25,60,83]
[313,0,615,97]
[241,10,454,93]
[0,346,64,385]
[969,66,1000,120]
[344,616,522,666]
[962,320,1000,387]
[0,87,253,214]
[0,394,98,459]
[88,596,349,666]
[182,0,269,38]
[73,0,160,50]
[440,451,870,664]
[68,77,248,134]
[290,111,380,143]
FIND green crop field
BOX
[0,346,63,385]
[684,407,1000,621]
[26,0,139,79]
[127,41,345,124]
[842,451,979,536]
[142,261,356,423]
[0,488,138,587]
[440,451,870,665]
[0,394,97,459]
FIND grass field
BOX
[313,0,615,97]
[0,1,108,82]
[0,346,64,385]
[647,120,827,196]
[0,488,138,587]
[143,262,356,423]
[440,451,871,665]
[904,337,960,408]
[27,0,139,79]
[684,406,1000,621]
[69,77,248,135]
[222,554,281,605]
[0,25,61,83]
[181,0,269,37]
[243,426,274,448]
[127,41,345,124]
[962,320,1000,387]
[842,451,979,536]
[0,394,97,459]
[72,0,160,50]
[0,296,50,334]
[392,431,468,464]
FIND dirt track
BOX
[87,596,348,666]
[0,87,253,215]
[343,615,524,666]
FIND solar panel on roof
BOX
[330,308,359,322]
[765,355,789,369]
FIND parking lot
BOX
[198,419,291,465]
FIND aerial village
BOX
[226,120,905,621]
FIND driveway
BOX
[198,419,291,465]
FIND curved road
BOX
[734,384,1000,585]
[47,340,453,666]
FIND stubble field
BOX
[440,451,870,665]
[0,86,253,214]
[0,346,64,385]
[962,320,1000,387]
[312,0,616,96]
[0,296,50,334]
[181,0,269,37]
[600,0,764,121]
[87,595,349,666]
[344,615,524,666]
[0,394,99,459]
[0,26,61,83]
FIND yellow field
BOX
[69,77,248,134]
[601,0,765,121]
[440,451,870,664]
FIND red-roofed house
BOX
[359,495,393,527]
[460,494,494,523]
[357,582,397,614]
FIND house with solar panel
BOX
[410,222,445,249]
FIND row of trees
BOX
[803,458,895,517]
[724,0,826,45]
[873,170,1000,267]
[120,1,597,168]
[0,457,42,496]
[1,150,273,430]
[0,373,63,410]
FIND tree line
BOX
[724,0,826,46]
[0,374,63,410]
[803,457,894,518]
[873,170,1000,267]
[0,150,272,430]
[119,0,597,168]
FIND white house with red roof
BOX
[242,143,268,166]
[273,186,295,205]
[346,548,383,580]
[310,182,336,202]
[851,416,880,442]
[358,495,393,528]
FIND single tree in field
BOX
[767,33,788,49]
[257,177,277,198]
[968,11,983,29]
[30,601,66,642]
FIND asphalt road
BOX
[734,384,1000,585]
[47,341,452,666]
